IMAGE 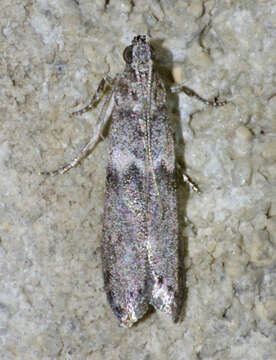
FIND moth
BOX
[43,35,227,327]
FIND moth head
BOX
[123,35,154,72]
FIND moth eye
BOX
[123,45,133,64]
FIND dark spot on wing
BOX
[155,161,176,185]
[106,165,120,192]
[123,163,144,193]
[157,276,164,284]
[103,270,111,286]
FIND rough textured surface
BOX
[0,0,275,359]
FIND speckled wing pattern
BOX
[102,35,181,327]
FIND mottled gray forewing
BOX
[147,105,180,320]
[102,71,180,326]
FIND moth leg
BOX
[72,75,113,116]
[176,162,200,193]
[41,82,116,176]
[170,84,228,107]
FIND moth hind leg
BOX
[176,162,200,193]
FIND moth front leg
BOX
[72,75,114,116]
[171,84,228,107]
[41,77,116,176]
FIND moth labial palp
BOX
[42,34,228,327]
